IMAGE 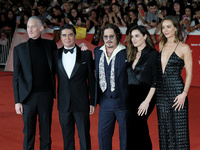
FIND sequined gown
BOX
[156,51,190,150]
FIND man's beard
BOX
[106,45,113,48]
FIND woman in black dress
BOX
[126,25,158,150]
[156,15,192,150]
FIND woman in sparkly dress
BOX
[156,15,192,150]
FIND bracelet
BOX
[183,90,188,94]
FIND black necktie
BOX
[64,47,74,54]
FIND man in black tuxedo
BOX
[54,24,95,150]
[13,16,57,150]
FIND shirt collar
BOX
[141,46,149,55]
[64,45,76,49]
[100,43,126,64]
[63,46,77,55]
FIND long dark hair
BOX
[172,1,185,21]
[184,5,194,22]
[137,2,147,12]
[159,15,183,45]
[127,25,155,62]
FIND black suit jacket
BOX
[13,38,57,104]
[54,46,95,112]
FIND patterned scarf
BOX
[99,52,116,92]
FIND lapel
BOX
[95,49,103,78]
[70,45,81,78]
[42,40,52,72]
[116,51,122,77]
[115,49,127,77]
[136,46,149,66]
[57,45,81,79]
[22,40,32,77]
[58,46,69,78]
[95,48,127,78]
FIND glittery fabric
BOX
[156,52,190,150]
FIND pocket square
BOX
[82,62,86,64]
[125,60,128,62]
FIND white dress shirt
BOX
[62,46,76,78]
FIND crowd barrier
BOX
[0,30,12,65]
[4,27,200,87]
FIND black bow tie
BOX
[64,47,74,54]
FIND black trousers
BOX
[127,85,156,150]
[59,110,91,150]
[22,90,53,150]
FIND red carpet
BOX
[0,71,200,150]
